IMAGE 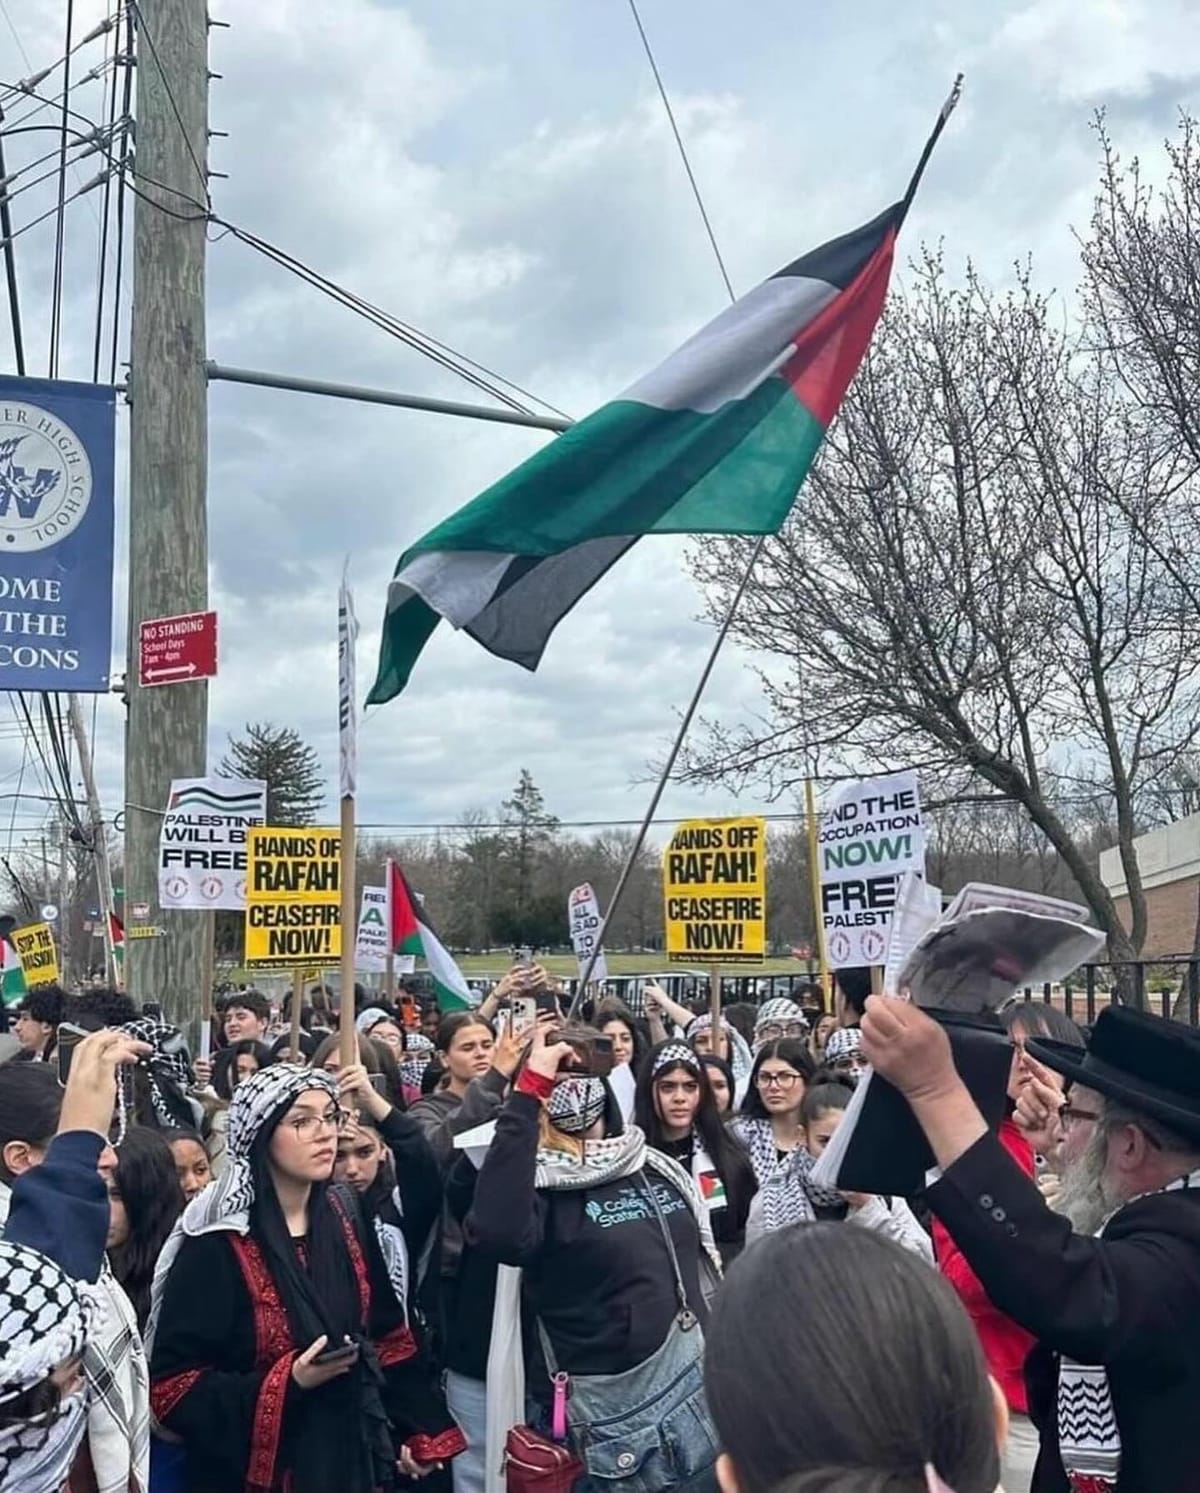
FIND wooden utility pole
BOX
[124,0,209,1039]
[68,696,121,987]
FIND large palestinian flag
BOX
[388,862,475,1011]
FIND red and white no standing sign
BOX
[137,610,218,688]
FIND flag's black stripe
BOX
[772,202,900,290]
[465,536,640,671]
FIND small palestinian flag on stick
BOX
[388,861,475,1011]
[367,77,963,704]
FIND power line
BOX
[126,0,210,206]
[626,0,734,302]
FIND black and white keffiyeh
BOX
[400,1033,434,1091]
[0,1239,95,1493]
[652,1042,701,1078]
[823,1026,863,1065]
[684,1014,754,1089]
[355,1007,391,1037]
[545,1074,607,1134]
[1057,1166,1200,1491]
[754,997,808,1038]
[121,1018,196,1125]
[732,1117,846,1230]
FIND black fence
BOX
[555,956,1200,1027]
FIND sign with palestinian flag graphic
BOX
[157,776,268,911]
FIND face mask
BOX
[546,1075,606,1135]
[0,1386,88,1493]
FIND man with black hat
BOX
[861,996,1200,1493]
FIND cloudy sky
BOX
[2,0,1199,858]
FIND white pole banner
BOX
[568,882,609,986]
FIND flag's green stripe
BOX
[406,378,824,557]
[433,978,472,1012]
[367,388,825,705]
[398,930,423,958]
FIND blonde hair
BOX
[537,1103,584,1161]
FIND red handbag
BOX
[504,1424,583,1493]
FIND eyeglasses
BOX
[1059,1104,1100,1130]
[757,1022,808,1041]
[283,1107,345,1138]
[756,1070,803,1089]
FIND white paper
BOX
[453,1119,497,1169]
[882,872,941,995]
[609,1060,637,1122]
[942,882,1089,925]
[809,1066,874,1189]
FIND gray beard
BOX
[1051,1126,1116,1235]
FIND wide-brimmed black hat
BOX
[1027,1004,1200,1147]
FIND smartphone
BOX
[534,987,560,1018]
[313,1341,359,1366]
[548,1031,615,1078]
[510,994,537,1039]
[368,1073,389,1098]
[56,1022,90,1084]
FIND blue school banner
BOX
[0,375,116,692]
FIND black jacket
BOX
[464,1091,707,1383]
[927,1132,1200,1493]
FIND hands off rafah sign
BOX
[818,771,925,969]
[158,778,267,911]
[663,816,766,965]
[244,828,342,968]
[0,376,115,691]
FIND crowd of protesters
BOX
[0,958,1197,1493]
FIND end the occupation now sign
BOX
[244,828,342,968]
[818,770,925,968]
[663,816,766,964]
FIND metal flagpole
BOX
[566,534,766,1020]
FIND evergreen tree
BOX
[500,770,559,940]
[219,723,325,826]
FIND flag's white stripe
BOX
[621,273,837,414]
[419,917,473,1002]
[390,551,515,627]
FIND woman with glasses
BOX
[733,1041,815,1183]
[752,997,809,1051]
[147,1064,456,1492]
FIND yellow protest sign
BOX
[663,816,767,964]
[13,922,59,986]
[244,827,342,968]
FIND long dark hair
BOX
[594,1000,649,1071]
[706,1227,1000,1493]
[108,1126,186,1328]
[308,1033,406,1111]
[740,1039,815,1121]
[212,1040,274,1101]
[635,1041,755,1198]
[0,1060,62,1182]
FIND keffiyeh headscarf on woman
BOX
[355,1007,391,1037]
[146,1064,341,1354]
[685,1014,754,1104]
[0,1239,96,1493]
[753,998,808,1045]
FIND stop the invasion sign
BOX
[818,770,925,969]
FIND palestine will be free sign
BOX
[244,827,341,967]
[664,816,766,964]
[818,770,924,968]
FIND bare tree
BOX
[687,204,1200,979]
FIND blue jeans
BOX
[445,1371,487,1493]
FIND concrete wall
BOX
[1100,816,1200,957]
